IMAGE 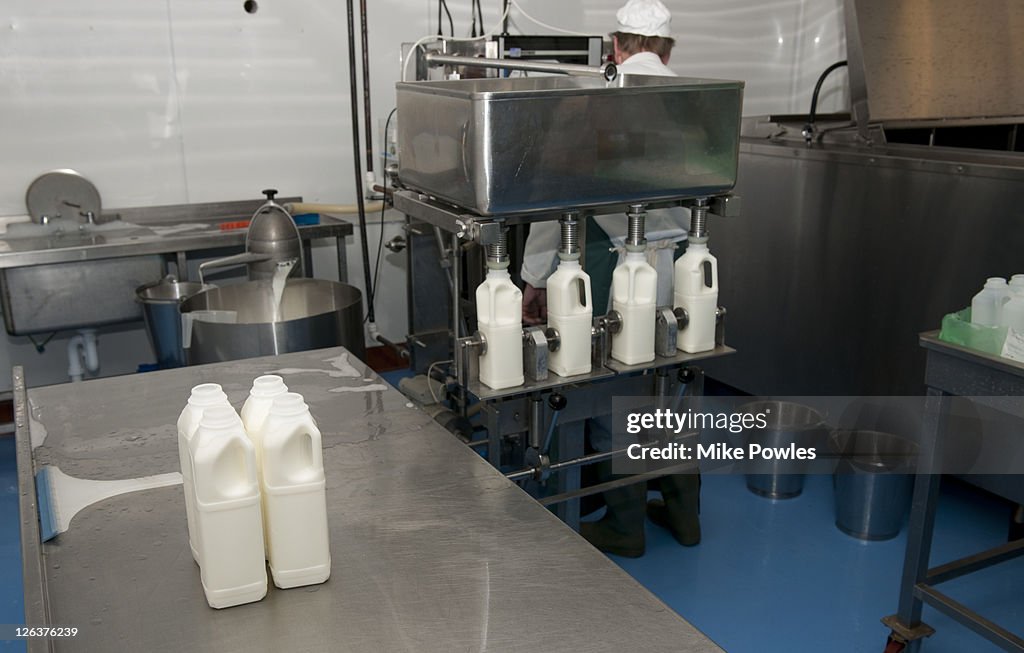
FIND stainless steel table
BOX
[14,348,722,653]
[883,333,1024,652]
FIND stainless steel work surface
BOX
[0,198,353,269]
[397,74,743,215]
[17,348,722,652]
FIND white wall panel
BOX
[0,1,189,215]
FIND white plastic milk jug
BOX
[259,392,331,588]
[1002,288,1024,332]
[241,374,289,555]
[611,251,657,365]
[547,259,593,377]
[190,405,267,608]
[476,268,524,389]
[972,277,1008,326]
[177,383,232,563]
[241,374,289,461]
[674,241,719,353]
[1000,276,1024,326]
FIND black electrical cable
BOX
[476,0,484,35]
[359,0,373,174]
[370,108,398,311]
[470,0,477,36]
[345,0,375,323]
[440,0,454,37]
[437,0,443,35]
[804,60,848,144]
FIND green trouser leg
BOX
[648,473,702,547]
[580,459,647,558]
[585,216,616,314]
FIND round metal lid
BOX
[25,169,102,223]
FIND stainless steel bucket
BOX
[136,277,210,369]
[830,430,918,541]
[740,400,826,499]
[180,279,364,365]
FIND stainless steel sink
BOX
[0,256,163,334]
[0,198,353,336]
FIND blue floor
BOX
[2,419,1021,651]
[611,475,1023,652]
[1,436,25,652]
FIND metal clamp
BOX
[592,311,622,367]
[523,327,550,382]
[655,306,680,357]
[456,331,486,387]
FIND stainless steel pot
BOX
[180,279,364,364]
[137,276,211,369]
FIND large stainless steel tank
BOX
[396,74,744,215]
[180,279,364,364]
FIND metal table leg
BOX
[176,251,188,281]
[884,388,946,651]
[303,239,314,277]
[335,235,349,283]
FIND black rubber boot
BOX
[580,461,646,558]
[648,473,701,547]
[580,457,606,518]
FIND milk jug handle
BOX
[287,421,324,472]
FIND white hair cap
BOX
[616,0,672,38]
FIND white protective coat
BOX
[519,52,690,311]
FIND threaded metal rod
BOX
[559,212,580,258]
[626,204,646,250]
[689,198,709,240]
[486,227,509,266]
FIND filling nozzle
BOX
[689,197,709,243]
[485,225,510,270]
[558,212,581,261]
[626,204,647,252]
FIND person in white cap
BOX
[519,0,700,558]
[612,0,675,75]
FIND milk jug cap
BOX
[984,277,1008,288]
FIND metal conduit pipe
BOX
[345,0,375,323]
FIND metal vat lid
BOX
[25,169,102,224]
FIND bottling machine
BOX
[392,48,744,528]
